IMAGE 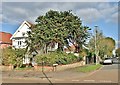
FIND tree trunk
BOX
[43,44,48,54]
[57,43,63,52]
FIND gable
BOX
[10,21,32,39]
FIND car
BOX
[103,58,113,65]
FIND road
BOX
[2,64,119,83]
[74,64,118,83]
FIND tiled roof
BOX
[0,32,12,44]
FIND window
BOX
[20,41,21,45]
[18,41,22,46]
[18,41,19,45]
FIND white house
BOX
[10,21,34,65]
[10,20,58,66]
[10,21,32,49]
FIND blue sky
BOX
[1,2,118,46]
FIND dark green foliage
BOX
[26,10,90,54]
[14,49,26,68]
[35,52,82,66]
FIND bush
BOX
[2,47,25,68]
[35,52,81,66]
[2,47,16,66]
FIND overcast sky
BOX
[1,1,119,47]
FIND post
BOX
[42,60,44,72]
[53,64,58,72]
[94,26,98,64]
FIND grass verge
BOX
[76,64,102,73]
[15,67,34,70]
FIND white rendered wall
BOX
[12,24,31,49]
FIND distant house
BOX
[10,21,33,49]
[0,32,12,49]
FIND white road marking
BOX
[54,79,64,81]
[72,80,79,82]
[100,80,112,83]
[84,80,95,82]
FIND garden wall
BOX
[1,60,85,72]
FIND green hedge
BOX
[35,52,83,66]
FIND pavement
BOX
[2,64,119,83]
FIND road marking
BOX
[54,79,64,81]
[100,80,112,83]
[72,80,79,82]
[84,80,95,82]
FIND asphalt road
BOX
[2,64,119,83]
[77,64,118,83]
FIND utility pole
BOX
[94,26,98,64]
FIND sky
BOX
[1,1,119,47]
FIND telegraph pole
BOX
[94,26,98,64]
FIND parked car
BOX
[102,58,113,65]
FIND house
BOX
[10,21,33,49]
[11,20,85,66]
[11,20,58,66]
[0,32,12,49]
[10,21,34,65]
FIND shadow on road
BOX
[42,71,53,85]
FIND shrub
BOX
[35,52,81,66]
[2,47,16,66]
[2,47,25,68]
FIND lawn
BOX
[15,67,34,70]
[76,64,102,73]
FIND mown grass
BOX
[76,64,102,73]
[15,67,33,70]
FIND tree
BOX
[88,28,104,56]
[98,37,115,59]
[26,10,90,54]
[115,48,120,57]
[88,28,115,60]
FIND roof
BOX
[26,21,34,26]
[10,21,33,40]
[0,32,12,44]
